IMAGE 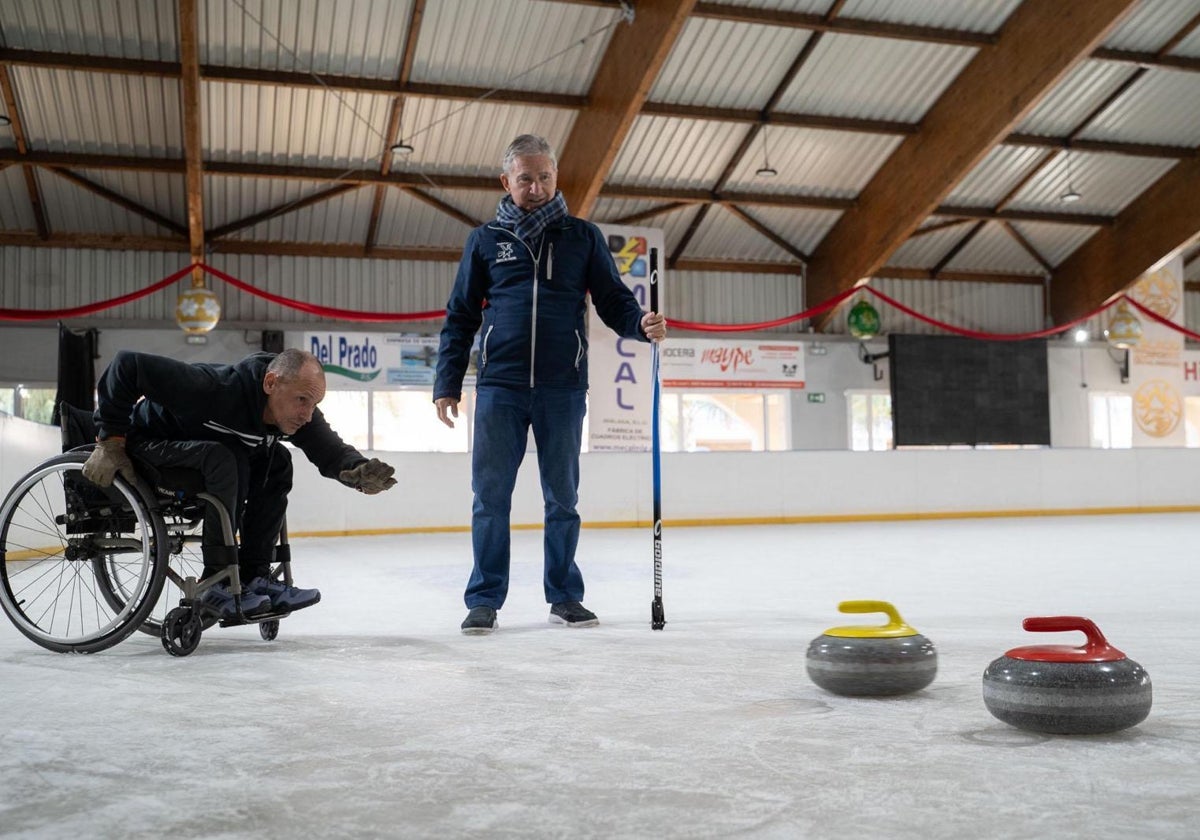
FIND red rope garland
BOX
[861,285,1113,341]
[0,264,194,321]
[1123,295,1200,342]
[200,264,446,323]
[667,285,859,332]
[0,263,1194,348]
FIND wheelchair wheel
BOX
[0,453,168,653]
[161,605,202,656]
[259,619,280,641]
[94,510,204,637]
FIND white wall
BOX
[6,413,1199,536]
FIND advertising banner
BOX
[304,332,476,390]
[1127,254,1185,446]
[659,338,805,389]
[587,224,665,452]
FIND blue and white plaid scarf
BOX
[495,191,569,246]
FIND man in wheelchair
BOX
[82,347,397,620]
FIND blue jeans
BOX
[467,385,587,609]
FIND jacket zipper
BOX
[488,225,552,388]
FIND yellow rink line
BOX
[9,505,1197,554]
[284,504,1200,539]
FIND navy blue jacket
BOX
[434,216,647,399]
[93,350,365,480]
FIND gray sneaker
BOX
[461,605,498,635]
[549,601,598,628]
[200,582,271,620]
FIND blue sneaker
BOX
[200,583,271,619]
[247,577,321,612]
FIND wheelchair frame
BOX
[0,409,296,656]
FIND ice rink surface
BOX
[2,514,1198,839]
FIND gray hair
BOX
[267,348,322,381]
[502,134,557,173]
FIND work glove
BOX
[82,437,138,488]
[339,458,397,495]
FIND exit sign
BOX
[807,392,825,403]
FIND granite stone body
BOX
[982,655,1152,734]
[806,633,937,696]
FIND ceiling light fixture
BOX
[755,126,777,179]
[1060,151,1082,203]
[390,141,414,156]
[0,115,11,128]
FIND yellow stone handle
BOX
[822,600,919,638]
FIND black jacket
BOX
[93,350,365,480]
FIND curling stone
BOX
[982,616,1152,735]
[805,600,937,696]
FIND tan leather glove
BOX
[82,437,137,488]
[339,458,397,494]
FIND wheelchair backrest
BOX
[58,401,97,452]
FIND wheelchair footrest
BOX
[217,609,291,628]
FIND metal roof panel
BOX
[839,0,1020,32]
[0,166,37,231]
[684,204,799,262]
[1078,68,1200,147]
[1009,220,1101,268]
[202,80,393,167]
[652,17,809,109]
[945,144,1051,207]
[943,221,1046,274]
[11,66,183,156]
[1005,152,1177,216]
[1015,59,1136,137]
[1101,0,1200,52]
[723,126,902,195]
[0,0,177,60]
[397,100,577,178]
[775,33,977,122]
[609,116,751,189]
[200,0,413,79]
[411,0,616,95]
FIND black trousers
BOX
[127,438,292,582]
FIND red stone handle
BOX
[1021,616,1116,658]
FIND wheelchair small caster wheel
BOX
[259,620,280,641]
[162,606,202,657]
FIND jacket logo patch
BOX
[496,242,516,263]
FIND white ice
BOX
[2,515,1198,839]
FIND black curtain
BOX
[52,322,99,426]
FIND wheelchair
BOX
[0,403,297,656]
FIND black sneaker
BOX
[461,605,498,635]
[549,601,598,628]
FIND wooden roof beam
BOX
[366,0,426,252]
[0,65,48,238]
[1051,153,1200,323]
[46,168,188,236]
[557,0,696,217]
[178,0,205,272]
[804,0,1138,322]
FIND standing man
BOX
[434,134,667,635]
[83,348,397,618]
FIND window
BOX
[847,390,892,451]
[320,390,474,453]
[0,384,56,424]
[374,390,470,452]
[1089,392,1132,449]
[1185,396,1200,447]
[658,391,789,452]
